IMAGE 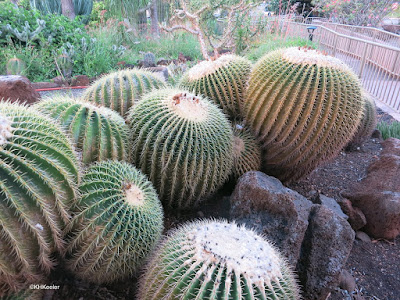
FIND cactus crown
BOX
[185,55,236,80]
[283,47,351,71]
[166,92,208,122]
[0,113,13,146]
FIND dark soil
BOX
[38,109,400,300]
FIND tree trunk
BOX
[150,0,160,37]
[61,0,76,20]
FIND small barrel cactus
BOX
[6,57,26,75]
[245,47,364,181]
[128,88,233,208]
[143,52,156,67]
[0,103,79,295]
[138,220,299,300]
[180,54,251,118]
[83,69,166,117]
[34,97,129,164]
[347,90,377,149]
[66,160,164,284]
[231,122,262,180]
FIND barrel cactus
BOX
[0,103,79,295]
[231,122,262,180]
[83,69,166,117]
[34,97,129,164]
[245,47,364,181]
[180,55,251,118]
[347,90,377,149]
[6,57,26,76]
[138,220,299,300]
[128,88,233,208]
[66,160,164,284]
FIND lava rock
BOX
[230,171,313,265]
[380,138,400,156]
[146,66,168,81]
[0,75,40,105]
[339,269,356,293]
[312,194,348,220]
[70,75,90,87]
[355,231,372,243]
[297,205,355,300]
[340,199,367,231]
[343,149,400,239]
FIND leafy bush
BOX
[377,121,400,140]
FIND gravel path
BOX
[38,88,86,100]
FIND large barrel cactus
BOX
[180,55,251,118]
[0,103,79,295]
[83,69,166,117]
[128,88,233,209]
[231,122,262,180]
[34,97,129,164]
[66,160,164,284]
[138,220,299,300]
[347,90,377,149]
[245,47,364,181]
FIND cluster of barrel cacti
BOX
[0,45,376,298]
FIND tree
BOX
[61,0,75,20]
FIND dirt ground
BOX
[39,109,400,300]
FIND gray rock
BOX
[146,66,169,81]
[355,231,372,243]
[317,194,348,220]
[339,270,356,293]
[297,205,355,300]
[230,171,313,265]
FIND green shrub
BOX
[377,121,400,139]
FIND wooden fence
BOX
[283,21,400,112]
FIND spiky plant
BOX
[0,289,44,300]
[6,57,26,76]
[347,90,377,149]
[34,97,129,164]
[128,88,234,209]
[83,69,166,117]
[0,103,79,295]
[231,122,262,180]
[66,160,164,284]
[245,47,364,181]
[179,55,251,118]
[138,220,299,300]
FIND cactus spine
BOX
[138,220,299,300]
[34,97,129,164]
[128,88,233,208]
[347,90,377,149]
[6,57,26,76]
[83,69,166,117]
[245,47,364,181]
[0,103,79,295]
[66,160,164,284]
[180,55,251,118]
[231,122,262,180]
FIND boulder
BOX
[343,143,400,239]
[297,205,355,300]
[0,75,40,105]
[340,199,367,231]
[70,75,90,87]
[311,193,348,220]
[230,171,314,265]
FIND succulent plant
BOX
[30,0,93,21]
[34,97,129,164]
[138,220,299,300]
[56,53,73,78]
[128,88,234,208]
[83,69,166,117]
[0,103,79,295]
[66,160,164,284]
[231,122,262,180]
[143,52,156,67]
[179,54,251,118]
[347,90,377,149]
[4,19,46,43]
[6,57,26,76]
[244,47,364,181]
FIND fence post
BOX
[332,33,339,56]
[359,42,369,78]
